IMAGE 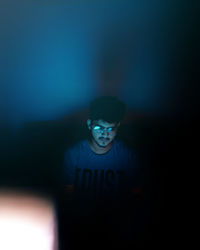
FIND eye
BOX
[93,125,101,130]
[107,127,114,132]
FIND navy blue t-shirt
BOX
[63,139,140,199]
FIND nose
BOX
[101,129,109,136]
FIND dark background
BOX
[0,0,199,249]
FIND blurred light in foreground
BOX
[0,189,58,250]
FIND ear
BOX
[87,119,92,130]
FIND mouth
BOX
[99,137,109,142]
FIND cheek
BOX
[110,132,116,137]
[109,133,117,140]
[91,131,98,139]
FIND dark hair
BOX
[89,96,126,123]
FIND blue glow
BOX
[93,126,114,133]
[0,0,190,129]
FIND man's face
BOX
[88,119,119,148]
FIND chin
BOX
[97,140,110,148]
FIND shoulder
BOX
[63,140,87,167]
[114,140,138,166]
[64,139,87,157]
[114,140,137,156]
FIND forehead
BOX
[93,119,116,127]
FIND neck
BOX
[88,139,113,154]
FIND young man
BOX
[63,96,143,249]
[63,96,141,199]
